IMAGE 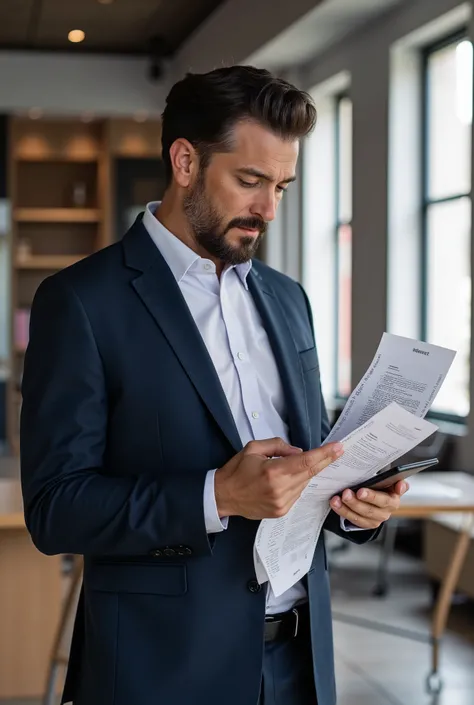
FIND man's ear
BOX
[168,138,198,187]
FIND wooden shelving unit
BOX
[14,207,101,223]
[5,115,163,455]
[6,117,112,454]
[16,255,87,269]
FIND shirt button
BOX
[237,352,245,361]
[252,411,259,419]
[204,262,213,271]
[247,579,262,594]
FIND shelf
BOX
[16,155,99,163]
[14,208,101,223]
[16,255,86,270]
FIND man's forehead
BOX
[226,122,298,170]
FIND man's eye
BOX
[239,179,258,188]
[277,186,288,193]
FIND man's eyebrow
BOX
[236,167,297,184]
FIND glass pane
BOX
[427,39,472,200]
[426,197,471,416]
[337,224,352,396]
[337,97,352,223]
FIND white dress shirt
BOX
[143,201,309,613]
[143,202,359,614]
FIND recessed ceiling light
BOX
[28,107,43,120]
[98,0,114,4]
[68,29,85,43]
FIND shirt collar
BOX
[142,201,253,288]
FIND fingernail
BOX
[401,482,408,494]
[334,442,344,456]
[291,445,303,451]
[343,489,353,502]
[331,496,341,508]
[359,489,368,499]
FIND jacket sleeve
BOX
[297,283,381,545]
[20,274,212,558]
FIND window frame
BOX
[420,28,472,423]
[334,92,352,400]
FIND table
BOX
[0,477,62,699]
[332,471,474,695]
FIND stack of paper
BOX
[254,333,456,597]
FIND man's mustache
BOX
[226,218,267,235]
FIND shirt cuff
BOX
[340,517,366,532]
[204,469,229,533]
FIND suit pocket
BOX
[299,346,320,373]
[87,563,187,596]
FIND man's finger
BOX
[344,490,394,519]
[329,501,380,529]
[298,443,344,477]
[353,487,400,509]
[278,442,343,475]
[392,480,409,496]
[245,437,303,458]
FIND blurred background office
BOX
[0,1,473,704]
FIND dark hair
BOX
[161,65,317,184]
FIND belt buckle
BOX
[292,607,299,637]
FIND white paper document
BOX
[254,333,456,597]
[325,333,456,444]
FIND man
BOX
[21,66,406,705]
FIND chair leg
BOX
[373,519,398,597]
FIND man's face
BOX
[183,120,299,266]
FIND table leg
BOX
[426,513,474,695]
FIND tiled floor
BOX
[329,536,474,705]
[1,454,473,704]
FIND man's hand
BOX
[329,480,409,529]
[215,438,344,520]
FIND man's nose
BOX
[251,193,278,223]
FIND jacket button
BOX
[177,545,193,556]
[150,549,162,557]
[163,547,176,557]
[247,579,262,594]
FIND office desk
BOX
[395,472,474,691]
[0,478,62,699]
[333,471,474,695]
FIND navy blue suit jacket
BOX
[20,216,376,705]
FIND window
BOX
[422,34,473,418]
[335,95,352,398]
[302,78,351,405]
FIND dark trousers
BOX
[259,625,318,704]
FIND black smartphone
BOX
[347,457,439,493]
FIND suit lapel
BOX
[248,268,311,451]
[123,219,243,453]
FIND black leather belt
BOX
[264,602,309,642]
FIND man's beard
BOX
[183,171,267,266]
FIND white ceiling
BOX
[248,0,407,69]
